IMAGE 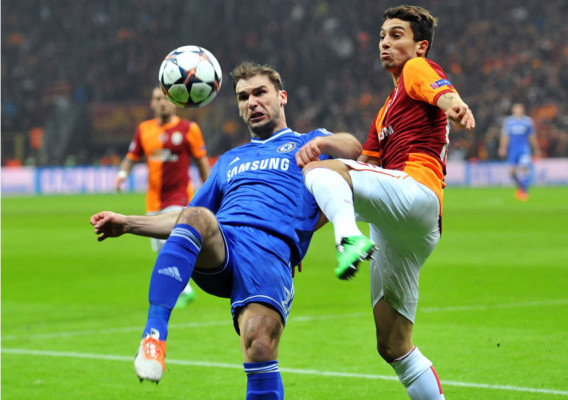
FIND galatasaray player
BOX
[115,87,210,307]
[296,6,475,399]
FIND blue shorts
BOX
[507,148,531,166]
[191,224,295,333]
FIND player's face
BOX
[379,18,427,78]
[150,88,176,120]
[512,104,525,117]
[235,74,288,139]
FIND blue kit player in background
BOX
[90,61,362,399]
[498,103,542,201]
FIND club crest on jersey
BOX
[277,142,296,153]
[171,132,183,145]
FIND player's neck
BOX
[158,114,175,125]
[391,74,400,86]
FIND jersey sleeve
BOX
[188,156,223,212]
[126,125,144,162]
[403,58,457,106]
[186,122,208,159]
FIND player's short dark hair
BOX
[383,5,438,58]
[230,62,283,93]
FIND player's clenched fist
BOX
[90,211,128,241]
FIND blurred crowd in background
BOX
[2,0,568,166]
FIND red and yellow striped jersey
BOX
[362,57,457,212]
[127,116,207,212]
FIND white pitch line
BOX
[420,299,568,313]
[3,299,567,341]
[2,348,567,396]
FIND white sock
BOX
[303,167,362,244]
[390,347,445,400]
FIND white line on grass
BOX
[2,348,567,396]
[420,298,568,313]
[4,298,567,342]
[1,320,230,341]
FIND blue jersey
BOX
[189,127,332,267]
[502,115,535,157]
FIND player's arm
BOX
[529,134,543,158]
[90,210,181,242]
[498,130,509,159]
[437,92,475,131]
[116,157,136,192]
[194,156,211,183]
[295,132,362,167]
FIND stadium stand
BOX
[2,0,567,165]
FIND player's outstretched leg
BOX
[135,223,202,382]
[303,165,376,278]
[335,235,377,279]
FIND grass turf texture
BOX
[2,187,567,399]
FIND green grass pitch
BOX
[2,187,568,399]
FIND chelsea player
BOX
[90,61,362,399]
[498,103,542,201]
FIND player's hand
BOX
[447,104,475,131]
[295,138,323,168]
[90,211,128,241]
[115,176,126,192]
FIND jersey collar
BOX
[250,128,293,144]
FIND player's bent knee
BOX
[302,160,325,174]
[178,207,217,230]
[241,314,283,362]
[303,159,349,175]
[245,333,275,362]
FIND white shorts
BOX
[147,205,185,252]
[340,159,441,323]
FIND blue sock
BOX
[143,224,202,340]
[519,173,530,192]
[244,361,284,400]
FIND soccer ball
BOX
[158,45,222,108]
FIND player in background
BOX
[296,6,475,399]
[115,87,211,233]
[115,87,210,308]
[91,62,362,399]
[498,103,542,201]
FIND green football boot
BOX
[335,236,376,280]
